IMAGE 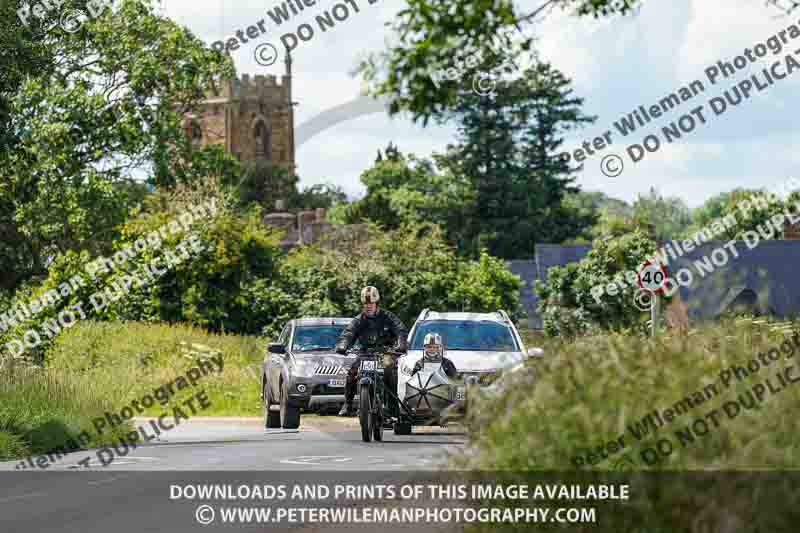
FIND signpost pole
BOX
[638,260,667,338]
[651,292,661,337]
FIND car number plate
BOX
[329,379,345,387]
[456,387,466,401]
[360,360,376,371]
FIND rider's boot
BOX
[338,402,356,417]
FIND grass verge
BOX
[459,319,800,532]
[0,320,264,462]
[464,318,800,470]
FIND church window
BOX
[254,121,270,160]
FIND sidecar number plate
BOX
[360,360,376,371]
[455,387,466,401]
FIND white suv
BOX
[397,309,543,399]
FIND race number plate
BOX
[328,379,345,387]
[455,387,466,401]
[360,360,376,371]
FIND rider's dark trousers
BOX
[345,355,399,416]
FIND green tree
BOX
[566,191,632,219]
[449,251,523,315]
[339,149,475,249]
[0,0,237,293]
[564,191,633,241]
[632,187,693,241]
[683,189,788,241]
[689,191,731,229]
[290,183,348,209]
[444,61,596,258]
[357,0,641,124]
[235,161,299,210]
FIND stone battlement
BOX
[218,74,290,101]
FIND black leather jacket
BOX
[336,308,408,354]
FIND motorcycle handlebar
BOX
[347,348,405,358]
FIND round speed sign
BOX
[637,261,668,293]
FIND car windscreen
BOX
[410,320,519,352]
[291,325,359,353]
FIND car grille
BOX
[315,364,344,376]
[312,384,347,395]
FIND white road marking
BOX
[87,476,121,486]
[130,444,231,449]
[280,456,353,465]
[0,492,48,503]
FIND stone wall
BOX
[784,218,800,239]
[262,207,368,249]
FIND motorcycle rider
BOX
[335,286,407,418]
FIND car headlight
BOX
[293,360,315,377]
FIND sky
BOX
[159,0,800,208]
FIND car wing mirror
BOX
[268,343,285,355]
[526,347,544,358]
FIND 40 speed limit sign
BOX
[637,261,668,293]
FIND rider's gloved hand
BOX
[335,345,347,355]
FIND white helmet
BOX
[423,333,444,360]
[423,333,442,347]
[360,286,380,304]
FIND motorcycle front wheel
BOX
[359,384,372,442]
[373,390,383,442]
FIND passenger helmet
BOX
[423,333,444,361]
[360,286,380,304]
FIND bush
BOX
[261,224,523,335]
[0,183,282,364]
[534,229,657,337]
[106,185,283,335]
[450,251,523,320]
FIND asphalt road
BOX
[0,416,467,533]
[1,415,466,472]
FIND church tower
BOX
[182,54,295,169]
